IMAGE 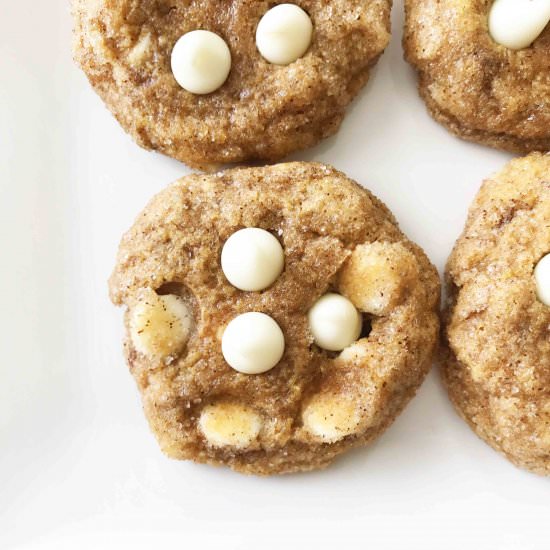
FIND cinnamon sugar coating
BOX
[72,0,391,168]
[109,162,440,474]
[443,153,550,475]
[404,0,550,154]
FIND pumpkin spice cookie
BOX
[404,0,550,154]
[72,0,392,169]
[443,153,550,476]
[109,162,440,475]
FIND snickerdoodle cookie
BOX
[443,153,550,475]
[72,1,391,169]
[109,162,440,475]
[404,0,550,154]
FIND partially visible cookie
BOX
[72,0,391,169]
[109,162,440,475]
[443,153,550,476]
[404,0,550,154]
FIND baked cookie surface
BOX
[443,153,550,476]
[72,0,391,169]
[404,0,550,154]
[109,162,440,475]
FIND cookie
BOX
[109,162,440,475]
[443,153,550,476]
[72,1,391,169]
[404,0,550,154]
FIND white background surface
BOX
[1,1,549,549]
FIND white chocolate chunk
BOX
[489,0,550,50]
[302,393,362,443]
[534,253,550,306]
[199,402,262,449]
[127,33,152,66]
[222,312,285,374]
[221,228,284,291]
[130,290,192,358]
[339,242,417,316]
[170,30,231,94]
[308,293,362,352]
[256,3,313,65]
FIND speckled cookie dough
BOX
[109,162,440,475]
[404,0,550,154]
[443,153,550,476]
[72,0,392,169]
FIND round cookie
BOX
[404,0,550,154]
[443,153,550,476]
[109,162,440,475]
[72,0,391,169]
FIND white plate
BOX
[1,2,548,549]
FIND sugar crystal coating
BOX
[109,162,440,475]
[443,153,550,476]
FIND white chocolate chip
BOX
[534,253,550,306]
[256,3,313,65]
[170,30,231,94]
[489,0,550,50]
[222,312,285,374]
[130,290,192,358]
[199,402,262,449]
[308,293,362,352]
[302,393,362,443]
[221,228,284,291]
